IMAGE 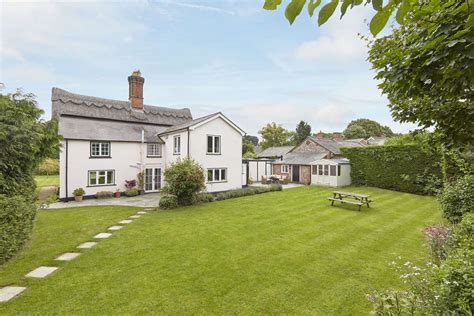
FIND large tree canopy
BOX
[343,118,394,138]
[259,122,292,149]
[368,1,473,148]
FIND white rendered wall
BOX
[59,140,165,199]
[189,117,243,192]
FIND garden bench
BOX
[328,191,372,211]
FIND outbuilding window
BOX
[207,135,221,154]
[330,165,337,176]
[88,170,115,186]
[324,165,329,176]
[281,165,289,173]
[90,141,110,157]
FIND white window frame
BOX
[207,168,227,183]
[281,165,289,173]
[88,170,115,187]
[207,135,221,154]
[173,135,181,155]
[147,143,162,157]
[90,141,110,157]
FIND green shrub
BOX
[36,158,59,175]
[159,195,178,209]
[73,188,85,196]
[0,195,37,265]
[162,158,205,206]
[341,145,442,195]
[269,183,283,191]
[196,193,214,203]
[438,175,474,224]
[95,191,114,199]
[125,188,139,197]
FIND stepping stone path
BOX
[0,286,26,302]
[26,266,58,278]
[77,241,97,249]
[137,211,147,215]
[108,225,123,231]
[94,232,112,239]
[119,219,133,224]
[129,215,141,219]
[55,252,81,261]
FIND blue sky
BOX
[1,0,417,136]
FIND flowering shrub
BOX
[162,158,205,206]
[125,179,137,190]
[423,224,453,263]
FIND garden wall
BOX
[340,145,442,195]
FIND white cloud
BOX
[294,6,370,63]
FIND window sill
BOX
[207,181,228,184]
[87,184,117,187]
[89,156,111,159]
[173,153,181,155]
[147,156,162,158]
[206,153,221,155]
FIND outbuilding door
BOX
[292,165,300,182]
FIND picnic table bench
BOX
[328,191,372,211]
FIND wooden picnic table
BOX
[328,191,372,211]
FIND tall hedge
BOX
[340,145,442,195]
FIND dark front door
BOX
[292,165,300,182]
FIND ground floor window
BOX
[281,165,289,173]
[207,168,227,183]
[89,170,114,186]
[311,165,317,175]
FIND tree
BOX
[343,125,368,139]
[263,0,471,36]
[162,158,205,205]
[0,89,60,264]
[344,118,393,138]
[368,2,473,148]
[259,122,291,149]
[294,120,311,144]
[243,135,259,146]
[242,140,255,155]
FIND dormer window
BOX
[90,141,110,158]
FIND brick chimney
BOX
[332,132,344,142]
[128,70,144,109]
[315,131,325,140]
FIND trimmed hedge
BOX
[0,195,37,265]
[341,145,442,195]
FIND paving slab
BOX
[26,266,58,278]
[137,211,147,214]
[0,286,26,302]
[94,232,112,239]
[108,225,123,231]
[119,219,133,224]
[77,241,97,249]
[129,215,141,219]
[55,252,81,261]
[144,208,153,211]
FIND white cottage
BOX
[53,71,245,201]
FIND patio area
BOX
[48,193,161,209]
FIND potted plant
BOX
[114,189,121,198]
[125,179,137,197]
[137,171,145,195]
[73,188,85,202]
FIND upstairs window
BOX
[147,143,162,157]
[173,135,181,155]
[207,135,221,154]
[207,168,226,183]
[90,141,110,157]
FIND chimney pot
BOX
[128,70,144,109]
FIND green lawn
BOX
[0,186,441,314]
[34,175,59,187]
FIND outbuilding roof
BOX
[257,146,294,158]
[275,152,327,165]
